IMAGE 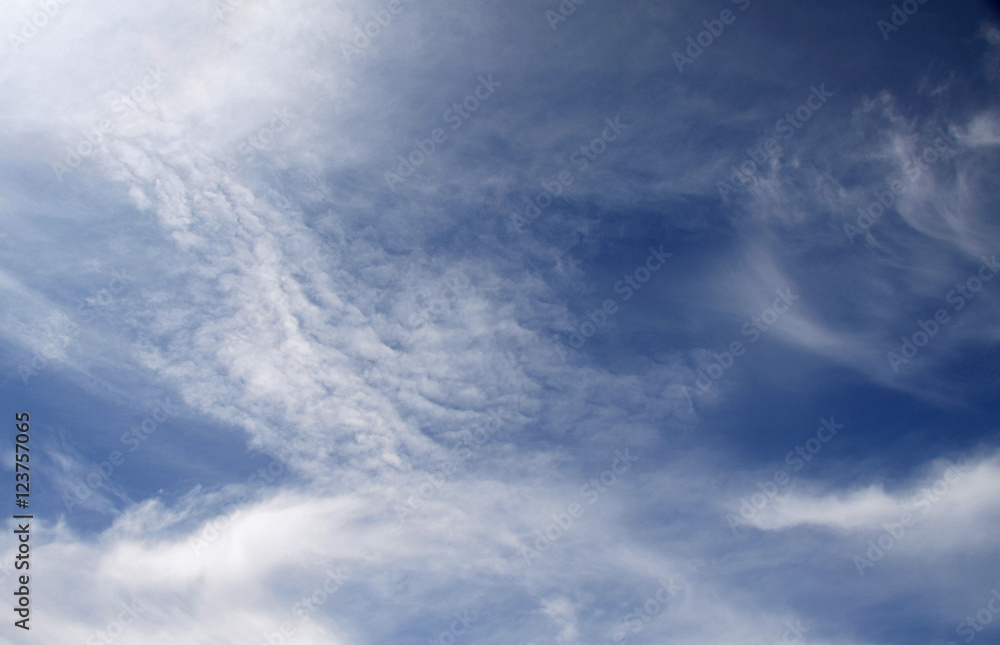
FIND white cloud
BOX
[744,452,1000,551]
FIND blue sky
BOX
[1,0,1000,643]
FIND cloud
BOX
[742,451,1000,548]
[1,1,999,644]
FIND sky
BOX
[1,0,1000,643]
